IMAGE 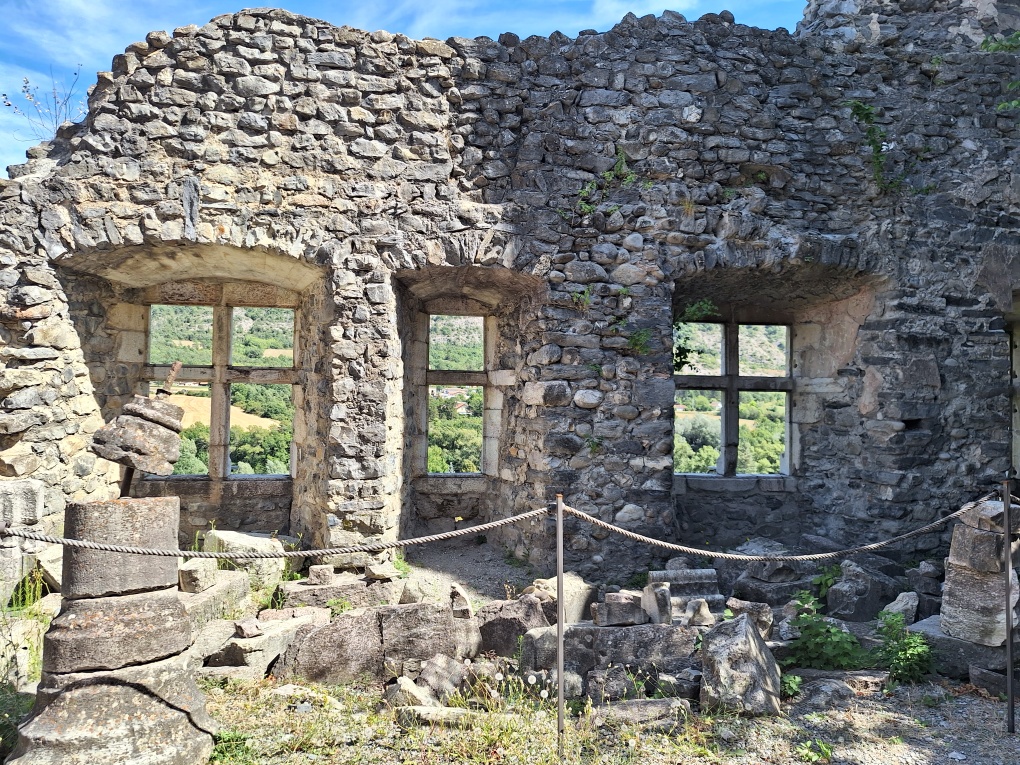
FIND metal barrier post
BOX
[1004,480,1015,734]
[556,494,565,761]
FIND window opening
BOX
[674,321,791,476]
[147,303,296,477]
[426,315,485,474]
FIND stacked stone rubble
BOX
[7,497,214,765]
[940,499,1020,647]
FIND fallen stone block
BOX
[450,583,472,618]
[385,676,441,707]
[683,598,716,627]
[959,499,1020,534]
[648,568,720,596]
[592,592,648,626]
[795,679,856,709]
[732,572,814,606]
[395,705,513,729]
[883,591,919,625]
[179,559,218,594]
[587,665,642,702]
[591,697,691,730]
[418,653,471,701]
[276,571,402,610]
[0,616,45,691]
[381,602,479,678]
[34,545,62,592]
[642,583,672,625]
[786,667,888,693]
[969,665,1020,699]
[206,613,322,677]
[258,607,331,626]
[43,587,191,673]
[907,563,943,596]
[700,614,781,716]
[306,564,335,586]
[909,615,1009,679]
[274,608,383,684]
[826,560,902,622]
[523,572,597,623]
[203,530,286,591]
[8,653,215,765]
[726,597,773,639]
[179,569,251,636]
[477,594,549,657]
[185,620,237,670]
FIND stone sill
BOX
[135,475,293,498]
[673,474,797,493]
[412,474,488,494]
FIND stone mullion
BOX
[722,321,740,476]
[208,305,232,480]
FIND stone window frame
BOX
[410,299,505,479]
[674,319,793,477]
[139,280,300,480]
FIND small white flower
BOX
[527,674,537,685]
[494,672,504,682]
[540,689,549,699]
[464,659,471,665]
[490,688,500,699]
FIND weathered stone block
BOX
[948,524,1018,573]
[178,569,250,635]
[43,587,192,673]
[203,530,286,590]
[0,479,45,525]
[700,614,781,716]
[178,558,217,593]
[592,592,648,626]
[909,616,1009,679]
[9,653,215,765]
[477,595,550,656]
[641,583,672,624]
[941,561,1019,646]
[63,497,180,599]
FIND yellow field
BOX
[262,348,293,358]
[168,394,280,429]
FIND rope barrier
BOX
[561,491,1002,562]
[0,507,552,559]
[0,492,1006,562]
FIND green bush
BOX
[875,610,932,683]
[785,592,866,670]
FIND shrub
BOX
[875,610,932,683]
[785,592,866,670]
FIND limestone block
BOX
[258,607,331,626]
[587,664,642,702]
[882,591,919,626]
[417,652,471,702]
[909,616,1009,679]
[0,617,45,691]
[203,530,286,590]
[959,500,1020,534]
[178,569,250,636]
[477,595,550,656]
[450,583,472,618]
[9,653,215,765]
[0,479,45,525]
[732,572,813,606]
[641,583,672,625]
[89,414,180,475]
[306,564,335,585]
[683,598,716,627]
[700,614,781,716]
[35,544,62,591]
[941,562,1019,646]
[274,608,384,683]
[179,559,217,593]
[592,592,648,626]
[745,560,801,583]
[649,569,721,597]
[907,565,943,596]
[523,572,597,624]
[43,587,192,673]
[63,498,180,599]
[385,676,441,708]
[380,603,473,678]
[948,524,1018,573]
[206,612,324,677]
[826,560,901,622]
[725,597,774,639]
[276,572,402,610]
[592,624,699,676]
[591,697,691,729]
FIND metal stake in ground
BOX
[556,493,565,761]
[1004,479,1015,734]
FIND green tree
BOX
[173,437,208,475]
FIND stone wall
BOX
[1,3,1020,583]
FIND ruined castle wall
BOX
[1,5,1020,581]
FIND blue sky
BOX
[0,0,806,172]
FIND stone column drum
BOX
[6,497,215,765]
[940,500,1020,647]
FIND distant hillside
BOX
[676,323,786,375]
